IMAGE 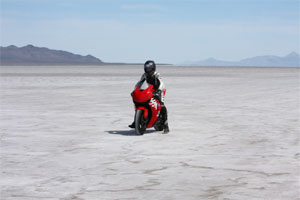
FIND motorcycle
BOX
[131,80,165,135]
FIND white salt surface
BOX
[1,65,299,200]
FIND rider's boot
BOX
[160,104,169,133]
[163,120,169,134]
[128,121,135,128]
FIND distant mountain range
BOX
[182,52,300,67]
[0,45,170,66]
[0,45,104,65]
[1,45,299,67]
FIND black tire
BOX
[135,109,147,135]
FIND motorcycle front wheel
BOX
[135,109,147,135]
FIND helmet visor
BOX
[145,67,153,73]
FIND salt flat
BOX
[0,65,299,200]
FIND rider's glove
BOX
[153,90,162,100]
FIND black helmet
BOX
[144,60,156,76]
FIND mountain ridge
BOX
[182,52,300,67]
[0,45,104,66]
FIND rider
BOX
[129,60,169,133]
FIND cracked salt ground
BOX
[0,65,299,200]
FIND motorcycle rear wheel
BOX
[135,109,147,135]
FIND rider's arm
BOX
[154,77,161,90]
[153,74,164,101]
[140,74,146,81]
[153,72,162,90]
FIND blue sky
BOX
[1,0,299,63]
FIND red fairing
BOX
[146,98,161,128]
[131,82,162,129]
[131,84,154,103]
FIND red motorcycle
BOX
[131,80,165,135]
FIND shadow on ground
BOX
[106,129,157,136]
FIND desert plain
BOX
[0,65,299,200]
